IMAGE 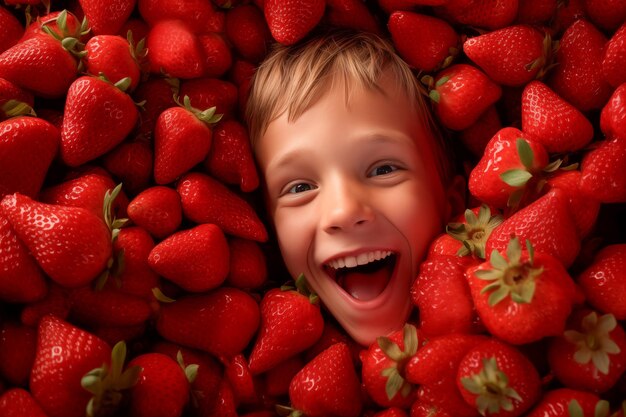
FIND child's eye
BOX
[288,183,316,194]
[369,164,398,177]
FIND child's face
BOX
[256,72,446,345]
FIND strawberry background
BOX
[1,0,626,416]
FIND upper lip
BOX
[323,249,396,270]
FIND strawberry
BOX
[132,76,179,139]
[20,283,72,327]
[467,236,578,344]
[0,320,37,386]
[411,254,480,337]
[516,0,557,25]
[0,78,34,121]
[69,286,153,327]
[521,80,594,153]
[127,352,193,417]
[554,0,588,34]
[146,19,205,79]
[103,138,154,195]
[127,186,182,239]
[264,0,326,45]
[361,324,422,408]
[583,0,626,31]
[374,408,410,417]
[118,18,150,43]
[156,287,260,360]
[93,323,147,346]
[579,137,626,204]
[458,105,502,159]
[61,75,139,167]
[148,223,230,292]
[411,401,453,417]
[84,33,145,92]
[426,64,502,131]
[464,25,550,87]
[388,12,458,73]
[548,19,612,112]
[20,10,87,43]
[248,276,324,375]
[176,172,268,242]
[179,78,238,121]
[457,338,541,417]
[0,116,59,199]
[79,0,136,35]
[154,96,222,185]
[1,193,113,288]
[524,388,603,417]
[198,32,233,78]
[0,7,22,54]
[548,309,626,393]
[30,315,111,417]
[600,83,626,141]
[578,244,626,320]
[304,320,357,364]
[0,388,49,417]
[225,238,267,290]
[288,342,363,417]
[204,119,260,192]
[225,5,272,63]
[263,355,304,397]
[445,204,504,259]
[224,353,257,404]
[468,127,549,210]
[138,0,224,34]
[486,189,581,268]
[327,0,382,35]
[602,22,626,88]
[436,0,518,30]
[211,379,239,417]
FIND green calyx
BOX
[176,350,199,384]
[460,357,522,416]
[281,273,319,304]
[564,312,621,375]
[152,287,177,303]
[82,341,142,417]
[446,204,503,259]
[41,9,90,60]
[1,99,36,118]
[500,138,536,209]
[474,237,543,306]
[174,94,223,126]
[568,399,611,417]
[378,323,418,401]
[275,405,303,417]
[95,184,129,290]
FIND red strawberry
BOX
[0,7,22,54]
[0,77,34,121]
[304,320,357,363]
[103,138,154,195]
[79,0,135,35]
[584,0,626,31]
[61,75,139,167]
[374,408,410,417]
[0,388,48,417]
[600,83,626,141]
[327,0,382,34]
[146,19,205,79]
[69,286,153,327]
[127,186,182,239]
[198,32,233,78]
[224,353,257,404]
[154,97,222,185]
[467,236,578,344]
[548,309,626,393]
[464,25,550,87]
[524,388,603,417]
[248,277,324,375]
[149,223,230,292]
[118,17,150,42]
[177,172,268,242]
[132,76,179,139]
[0,116,59,198]
[388,12,459,73]
[264,0,326,45]
[602,22,626,88]
[444,204,504,259]
[225,5,272,63]
[437,0,518,30]
[128,352,192,417]
[0,320,37,386]
[92,323,147,346]
[30,315,111,417]
[426,64,502,131]
[411,401,453,417]
[457,338,541,417]
[179,78,238,121]
[20,10,87,43]
[156,287,260,360]
[548,19,612,112]
[361,324,422,408]
[20,284,71,327]
[516,0,557,25]
[225,238,267,290]
[521,80,594,153]
[579,136,626,204]
[468,127,549,210]
[263,355,304,397]
[486,188,581,268]
[138,0,224,34]
[289,342,363,417]
[84,33,145,91]
[458,105,502,159]
[578,245,626,320]
[1,193,113,287]
[204,119,260,192]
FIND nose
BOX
[320,177,374,233]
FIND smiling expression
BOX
[256,72,447,345]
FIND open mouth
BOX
[324,251,397,301]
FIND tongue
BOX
[341,268,390,301]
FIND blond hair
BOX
[246,28,451,182]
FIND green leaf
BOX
[568,400,584,417]
[385,369,404,400]
[595,400,610,417]
[517,138,534,170]
[488,286,510,306]
[429,90,440,103]
[501,169,533,187]
[435,76,450,87]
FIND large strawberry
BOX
[288,342,363,417]
[0,388,49,417]
[264,0,326,45]
[84,33,145,91]
[248,276,324,375]
[146,19,205,79]
[579,136,626,204]
[79,0,136,35]
[30,315,111,417]
[0,193,113,287]
[61,75,138,167]
[127,186,182,239]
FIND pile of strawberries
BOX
[1,0,626,416]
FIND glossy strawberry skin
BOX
[138,0,223,34]
[225,5,272,63]
[0,388,49,417]
[69,286,153,327]
[102,138,154,195]
[225,238,267,290]
[523,388,601,417]
[0,7,22,54]
[79,0,135,35]
[602,22,626,88]
[84,34,141,91]
[179,78,238,121]
[264,0,325,46]
[198,32,233,78]
[600,83,626,140]
[146,19,205,79]
[127,186,183,239]
[437,0,518,30]
[579,137,626,204]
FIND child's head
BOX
[247,29,455,346]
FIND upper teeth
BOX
[327,250,393,269]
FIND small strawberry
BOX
[61,75,139,167]
[248,275,324,375]
[1,193,112,288]
[600,82,626,141]
[225,238,267,290]
[69,286,153,327]
[584,0,626,31]
[457,338,541,417]
[102,138,154,195]
[198,32,233,78]
[445,204,504,259]
[464,25,551,87]
[0,7,22,54]
[148,223,230,293]
[0,320,37,386]
[579,137,626,204]
[84,33,145,91]
[437,0,518,30]
[521,80,594,153]
[264,0,325,45]
[224,353,257,405]
[225,5,272,63]
[127,186,182,239]
[179,78,238,121]
[425,64,502,131]
[0,388,49,417]
[578,244,626,320]
[177,172,268,242]
[388,11,459,73]
[138,0,224,34]
[524,388,603,417]
[548,309,626,393]
[288,342,363,417]
[79,0,136,35]
[146,19,205,79]
[602,22,626,88]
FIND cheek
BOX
[273,208,314,272]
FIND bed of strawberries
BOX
[1,0,626,416]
